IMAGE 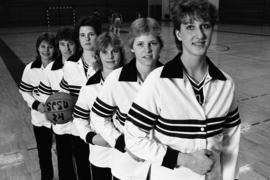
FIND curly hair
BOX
[75,15,102,50]
[171,0,218,51]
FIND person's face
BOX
[131,33,161,67]
[59,40,76,61]
[79,26,97,51]
[175,18,213,57]
[38,40,55,61]
[99,44,121,70]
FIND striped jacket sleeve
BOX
[73,85,92,143]
[59,63,81,96]
[59,76,81,97]
[59,63,71,94]
[221,90,241,180]
[38,69,52,103]
[90,72,122,150]
[59,77,70,94]
[125,71,175,168]
[19,64,40,110]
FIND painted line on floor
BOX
[239,93,270,102]
[0,37,25,86]
[241,119,270,134]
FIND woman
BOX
[59,15,102,180]
[90,17,163,180]
[19,32,56,180]
[38,27,78,180]
[124,0,241,180]
[73,32,125,180]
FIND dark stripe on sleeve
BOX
[38,82,52,95]
[127,115,152,132]
[68,85,81,96]
[115,107,126,119]
[126,103,159,131]
[96,97,115,110]
[132,103,159,120]
[19,81,33,92]
[155,126,206,139]
[115,108,127,125]
[224,108,241,128]
[115,116,125,126]
[227,107,238,117]
[91,98,115,117]
[73,105,90,119]
[60,78,69,91]
[156,116,225,132]
[224,117,241,128]
[52,89,58,93]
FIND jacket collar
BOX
[207,58,227,80]
[161,53,226,80]
[51,56,64,70]
[119,58,163,82]
[67,51,83,62]
[86,70,103,85]
[30,58,42,69]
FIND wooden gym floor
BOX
[0,22,270,179]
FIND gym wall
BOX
[0,0,148,27]
[219,0,270,25]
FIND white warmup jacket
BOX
[125,54,241,180]
[59,52,98,136]
[90,59,162,179]
[38,58,72,135]
[73,70,113,168]
[19,58,51,128]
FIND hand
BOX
[205,151,218,179]
[125,148,145,162]
[37,103,45,113]
[92,134,111,147]
[177,149,215,175]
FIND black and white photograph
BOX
[0,0,270,179]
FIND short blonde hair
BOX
[128,17,163,49]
